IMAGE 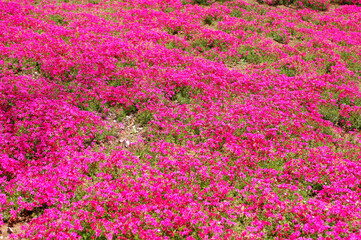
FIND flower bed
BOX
[1,0,361,239]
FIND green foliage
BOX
[203,15,215,25]
[79,99,104,113]
[298,180,326,198]
[341,97,361,107]
[301,15,312,22]
[309,120,336,136]
[319,103,340,125]
[49,14,67,26]
[258,158,286,171]
[2,190,46,223]
[266,0,295,5]
[181,0,191,5]
[237,3,269,15]
[279,65,296,77]
[108,76,134,87]
[324,62,335,74]
[319,90,361,131]
[131,145,158,166]
[230,9,242,18]
[135,110,154,126]
[60,35,71,43]
[191,38,229,54]
[88,162,100,178]
[163,7,175,13]
[170,86,192,104]
[62,66,79,81]
[78,99,128,123]
[238,46,277,64]
[165,26,182,35]
[339,51,361,76]
[164,41,178,50]
[203,13,223,26]
[229,5,268,19]
[269,31,288,44]
[233,127,246,138]
[115,61,137,68]
[191,39,211,53]
[77,223,107,240]
[123,104,138,115]
[278,0,296,4]
[88,0,101,4]
[111,107,126,122]
[231,174,253,191]
[81,122,119,150]
[298,0,329,11]
[239,47,259,64]
[348,112,361,131]
[318,103,361,131]
[95,128,118,143]
[164,41,187,51]
[192,0,212,5]
[216,0,232,3]
[189,0,231,5]
[2,57,42,75]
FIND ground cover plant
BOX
[1,0,361,238]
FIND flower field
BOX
[1,0,361,238]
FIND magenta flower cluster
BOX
[1,0,361,239]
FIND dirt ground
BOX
[0,222,26,239]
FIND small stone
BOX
[132,126,137,133]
